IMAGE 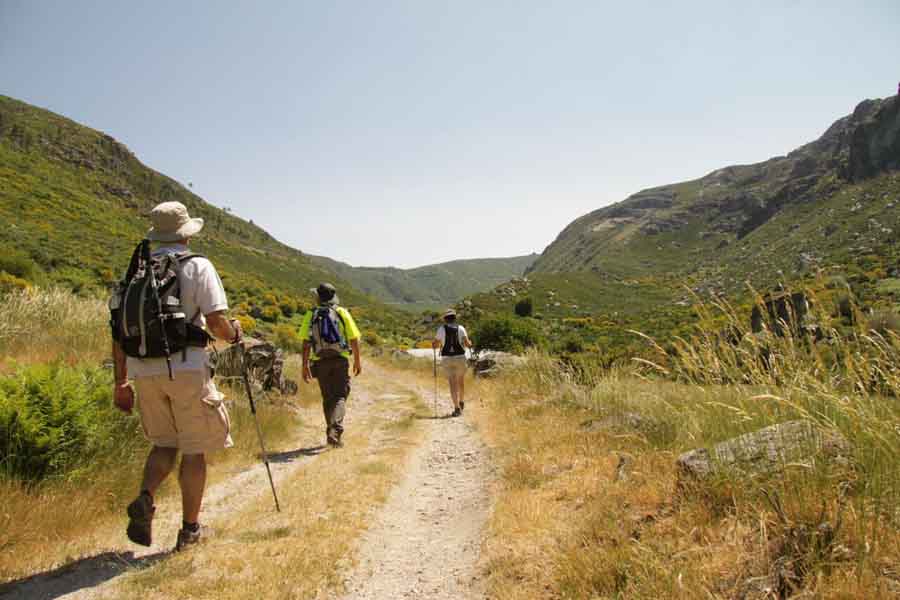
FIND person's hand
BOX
[114,382,134,413]
[229,319,243,345]
[302,363,313,383]
[353,359,362,377]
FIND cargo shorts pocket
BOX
[201,377,232,445]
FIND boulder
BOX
[212,340,297,395]
[677,420,851,484]
[470,351,526,377]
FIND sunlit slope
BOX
[0,95,409,334]
[531,96,900,293]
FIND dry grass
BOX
[0,287,109,371]
[474,335,900,599]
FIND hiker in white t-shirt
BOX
[432,309,473,417]
[111,201,243,552]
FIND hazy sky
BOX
[2,1,898,268]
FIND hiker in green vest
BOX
[432,309,473,417]
[299,283,362,448]
[110,201,243,552]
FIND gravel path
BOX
[335,404,491,600]
[1,369,493,600]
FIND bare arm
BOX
[302,341,312,383]
[111,339,134,413]
[351,338,362,376]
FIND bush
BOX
[235,314,258,334]
[272,323,303,353]
[0,249,39,280]
[473,316,543,354]
[363,331,381,347]
[514,297,534,317]
[0,363,138,481]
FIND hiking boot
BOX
[451,407,462,418]
[126,492,155,547]
[459,401,465,412]
[327,437,344,448]
[175,525,203,552]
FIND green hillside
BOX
[461,97,900,359]
[309,253,538,311]
[0,95,411,339]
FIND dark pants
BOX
[311,356,350,443]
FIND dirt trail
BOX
[335,395,491,600]
[1,367,493,600]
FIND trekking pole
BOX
[432,347,438,418]
[240,343,281,512]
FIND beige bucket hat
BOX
[442,308,457,319]
[147,201,204,242]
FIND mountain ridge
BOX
[309,253,538,311]
[529,95,900,287]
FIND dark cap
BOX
[311,282,339,305]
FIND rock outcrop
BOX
[677,420,851,484]
[212,340,297,395]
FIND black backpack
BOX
[441,323,466,357]
[309,305,349,358]
[109,239,211,364]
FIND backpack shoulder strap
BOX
[173,252,205,264]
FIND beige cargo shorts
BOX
[134,370,233,455]
[442,355,468,378]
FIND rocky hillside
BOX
[531,95,900,292]
[462,96,900,362]
[0,95,411,338]
[309,254,538,311]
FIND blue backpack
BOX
[310,306,349,358]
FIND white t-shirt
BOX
[435,324,470,355]
[126,244,228,377]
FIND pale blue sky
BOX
[2,1,898,267]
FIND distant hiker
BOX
[432,309,473,417]
[300,283,363,448]
[110,201,244,552]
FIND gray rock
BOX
[212,339,297,395]
[470,351,526,377]
[676,420,851,483]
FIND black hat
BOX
[311,282,339,305]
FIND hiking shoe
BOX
[327,437,344,448]
[175,525,203,552]
[451,407,462,417]
[459,401,465,412]
[126,492,155,547]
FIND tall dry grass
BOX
[475,290,900,598]
[0,287,109,369]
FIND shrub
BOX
[0,249,39,280]
[514,297,534,317]
[272,323,303,353]
[473,316,543,354]
[235,314,258,334]
[0,363,138,481]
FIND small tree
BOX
[514,297,533,317]
[472,316,542,354]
